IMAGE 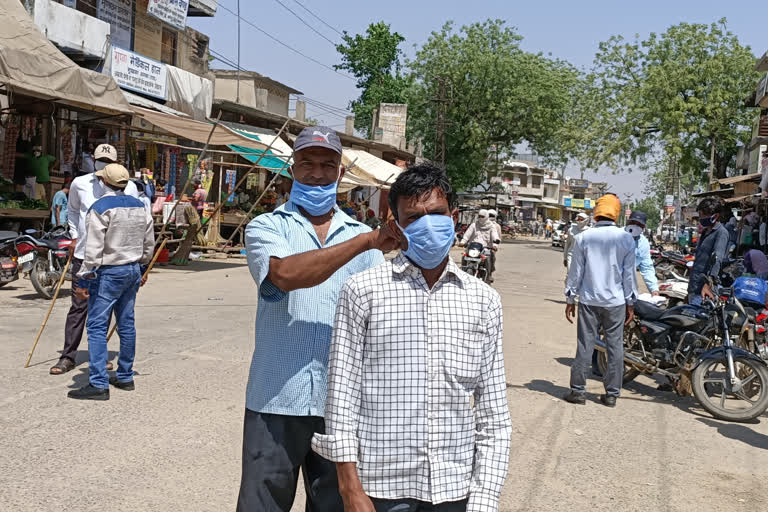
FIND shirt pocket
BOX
[435,327,483,389]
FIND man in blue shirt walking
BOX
[563,194,637,408]
[625,210,659,295]
[237,126,398,511]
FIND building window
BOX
[518,175,527,187]
[532,175,542,187]
[161,27,177,66]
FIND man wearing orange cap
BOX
[563,194,637,408]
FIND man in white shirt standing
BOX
[313,164,511,512]
[49,144,139,375]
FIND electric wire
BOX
[270,0,337,46]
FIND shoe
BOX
[67,384,109,401]
[109,376,135,391]
[600,394,617,407]
[563,391,586,405]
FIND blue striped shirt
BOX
[244,200,385,416]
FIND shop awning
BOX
[341,149,403,186]
[124,91,189,117]
[131,106,284,151]
[221,121,293,159]
[0,0,132,114]
[228,144,292,173]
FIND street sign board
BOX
[147,0,189,31]
[570,179,589,188]
[111,47,167,100]
[664,194,674,207]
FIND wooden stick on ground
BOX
[106,238,167,342]
[24,253,73,368]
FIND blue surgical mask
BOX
[289,172,339,216]
[699,214,718,228]
[625,224,643,240]
[397,214,455,270]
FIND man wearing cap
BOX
[564,194,637,408]
[563,212,590,271]
[625,210,659,296]
[67,164,154,400]
[50,144,139,376]
[237,126,399,511]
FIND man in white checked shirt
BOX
[313,164,511,512]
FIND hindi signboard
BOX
[111,47,168,100]
[570,178,589,189]
[97,0,132,50]
[147,0,189,31]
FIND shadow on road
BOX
[508,379,570,400]
[544,298,568,305]
[554,357,574,367]
[156,260,247,273]
[696,417,768,449]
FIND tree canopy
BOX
[334,22,410,138]
[570,19,759,180]
[405,20,581,190]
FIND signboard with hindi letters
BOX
[97,0,132,50]
[147,0,189,31]
[111,47,168,100]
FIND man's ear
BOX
[451,207,459,224]
[338,164,345,184]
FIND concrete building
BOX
[489,160,562,221]
[747,53,768,182]
[212,70,302,118]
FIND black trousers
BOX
[60,258,86,363]
[236,410,343,512]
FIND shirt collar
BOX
[595,220,616,227]
[391,252,467,285]
[276,200,358,226]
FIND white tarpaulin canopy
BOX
[165,65,213,121]
[0,0,131,114]
[341,148,403,186]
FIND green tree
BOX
[335,22,411,138]
[406,20,582,190]
[629,197,662,231]
[571,19,759,180]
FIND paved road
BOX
[1,241,767,511]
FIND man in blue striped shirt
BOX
[237,127,399,512]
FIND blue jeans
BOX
[86,263,141,389]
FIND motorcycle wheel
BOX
[692,356,768,422]
[30,258,57,300]
[595,327,642,385]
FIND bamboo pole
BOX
[24,253,73,368]
[106,238,167,342]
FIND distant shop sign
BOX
[147,0,189,31]
[570,179,589,188]
[111,47,167,100]
[97,0,132,50]
[664,194,674,207]
[563,197,593,209]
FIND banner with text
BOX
[111,48,168,100]
[97,0,132,50]
[147,0,189,31]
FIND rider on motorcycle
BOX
[460,209,499,282]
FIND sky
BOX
[188,0,766,199]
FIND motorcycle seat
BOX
[41,238,60,250]
[634,300,666,321]
[0,231,18,243]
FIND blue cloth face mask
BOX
[397,214,456,270]
[290,171,339,216]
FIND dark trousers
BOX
[61,258,86,362]
[570,303,625,397]
[236,410,342,512]
[371,498,468,512]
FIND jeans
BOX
[688,293,702,306]
[85,263,141,389]
[570,304,626,397]
[237,411,342,512]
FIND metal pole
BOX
[236,0,241,104]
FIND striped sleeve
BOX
[245,214,293,302]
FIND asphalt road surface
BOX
[1,240,767,511]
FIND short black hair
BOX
[388,163,452,220]
[697,197,723,217]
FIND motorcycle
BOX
[461,241,493,283]
[14,226,74,299]
[0,231,20,288]
[595,286,768,422]
[655,251,694,281]
[657,270,689,308]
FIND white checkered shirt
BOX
[312,253,511,511]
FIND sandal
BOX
[50,358,76,375]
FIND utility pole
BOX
[236,0,241,103]
[432,76,448,166]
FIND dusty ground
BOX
[1,240,767,512]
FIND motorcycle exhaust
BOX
[594,340,677,378]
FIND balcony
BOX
[188,0,217,17]
[515,185,544,197]
[29,0,110,61]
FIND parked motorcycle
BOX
[595,287,768,422]
[655,251,694,281]
[0,231,20,288]
[461,241,493,283]
[14,227,73,299]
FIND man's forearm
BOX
[336,462,364,496]
[269,232,374,292]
